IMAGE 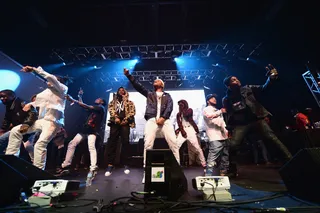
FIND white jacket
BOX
[33,66,68,126]
[203,105,228,141]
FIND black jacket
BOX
[1,97,38,131]
[222,77,274,129]
[126,74,173,120]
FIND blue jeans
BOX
[206,139,229,176]
[0,131,10,154]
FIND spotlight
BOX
[62,62,66,65]
[216,63,219,66]
[174,57,178,62]
[246,57,249,61]
[94,65,97,69]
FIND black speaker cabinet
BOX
[144,149,188,201]
[279,148,320,203]
[0,155,57,207]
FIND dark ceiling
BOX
[0,0,319,64]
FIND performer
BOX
[57,93,106,183]
[0,90,37,161]
[105,87,136,176]
[124,68,180,183]
[222,64,292,175]
[203,94,229,176]
[175,99,206,169]
[6,66,69,170]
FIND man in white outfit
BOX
[6,66,68,170]
[124,68,180,183]
[203,94,229,176]
[175,99,206,169]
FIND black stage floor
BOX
[38,164,319,213]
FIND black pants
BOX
[230,119,292,162]
[106,124,130,166]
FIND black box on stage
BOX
[144,149,188,201]
[0,155,57,207]
[279,148,320,203]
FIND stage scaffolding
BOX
[50,43,262,64]
[302,70,320,108]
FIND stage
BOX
[35,164,319,213]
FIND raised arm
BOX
[124,68,149,97]
[248,64,278,93]
[66,95,95,110]
[21,66,67,95]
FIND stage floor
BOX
[43,164,319,213]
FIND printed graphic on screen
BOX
[104,89,206,143]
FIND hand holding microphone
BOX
[265,64,278,79]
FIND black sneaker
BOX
[104,165,114,177]
[124,165,130,175]
[55,166,71,177]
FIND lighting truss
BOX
[302,71,320,108]
[85,69,222,86]
[50,43,262,63]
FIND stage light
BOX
[246,57,249,61]
[133,59,139,64]
[62,62,66,65]
[174,57,179,62]
[216,63,219,66]
[0,70,21,91]
[94,65,97,69]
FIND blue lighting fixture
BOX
[0,70,21,91]
[246,57,249,61]
[216,63,219,66]
[94,65,97,69]
[62,62,66,65]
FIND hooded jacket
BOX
[108,87,136,128]
[176,100,199,134]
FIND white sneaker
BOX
[124,165,130,175]
[104,165,113,177]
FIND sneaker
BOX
[55,166,71,176]
[104,165,114,177]
[124,165,130,175]
[86,169,98,187]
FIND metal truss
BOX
[302,70,320,107]
[51,43,261,63]
[86,69,221,87]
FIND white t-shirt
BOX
[156,92,163,119]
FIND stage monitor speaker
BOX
[144,149,188,201]
[279,148,320,203]
[0,155,57,207]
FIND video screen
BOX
[104,89,206,143]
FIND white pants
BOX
[143,118,180,167]
[61,133,97,171]
[6,119,59,170]
[177,126,206,167]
